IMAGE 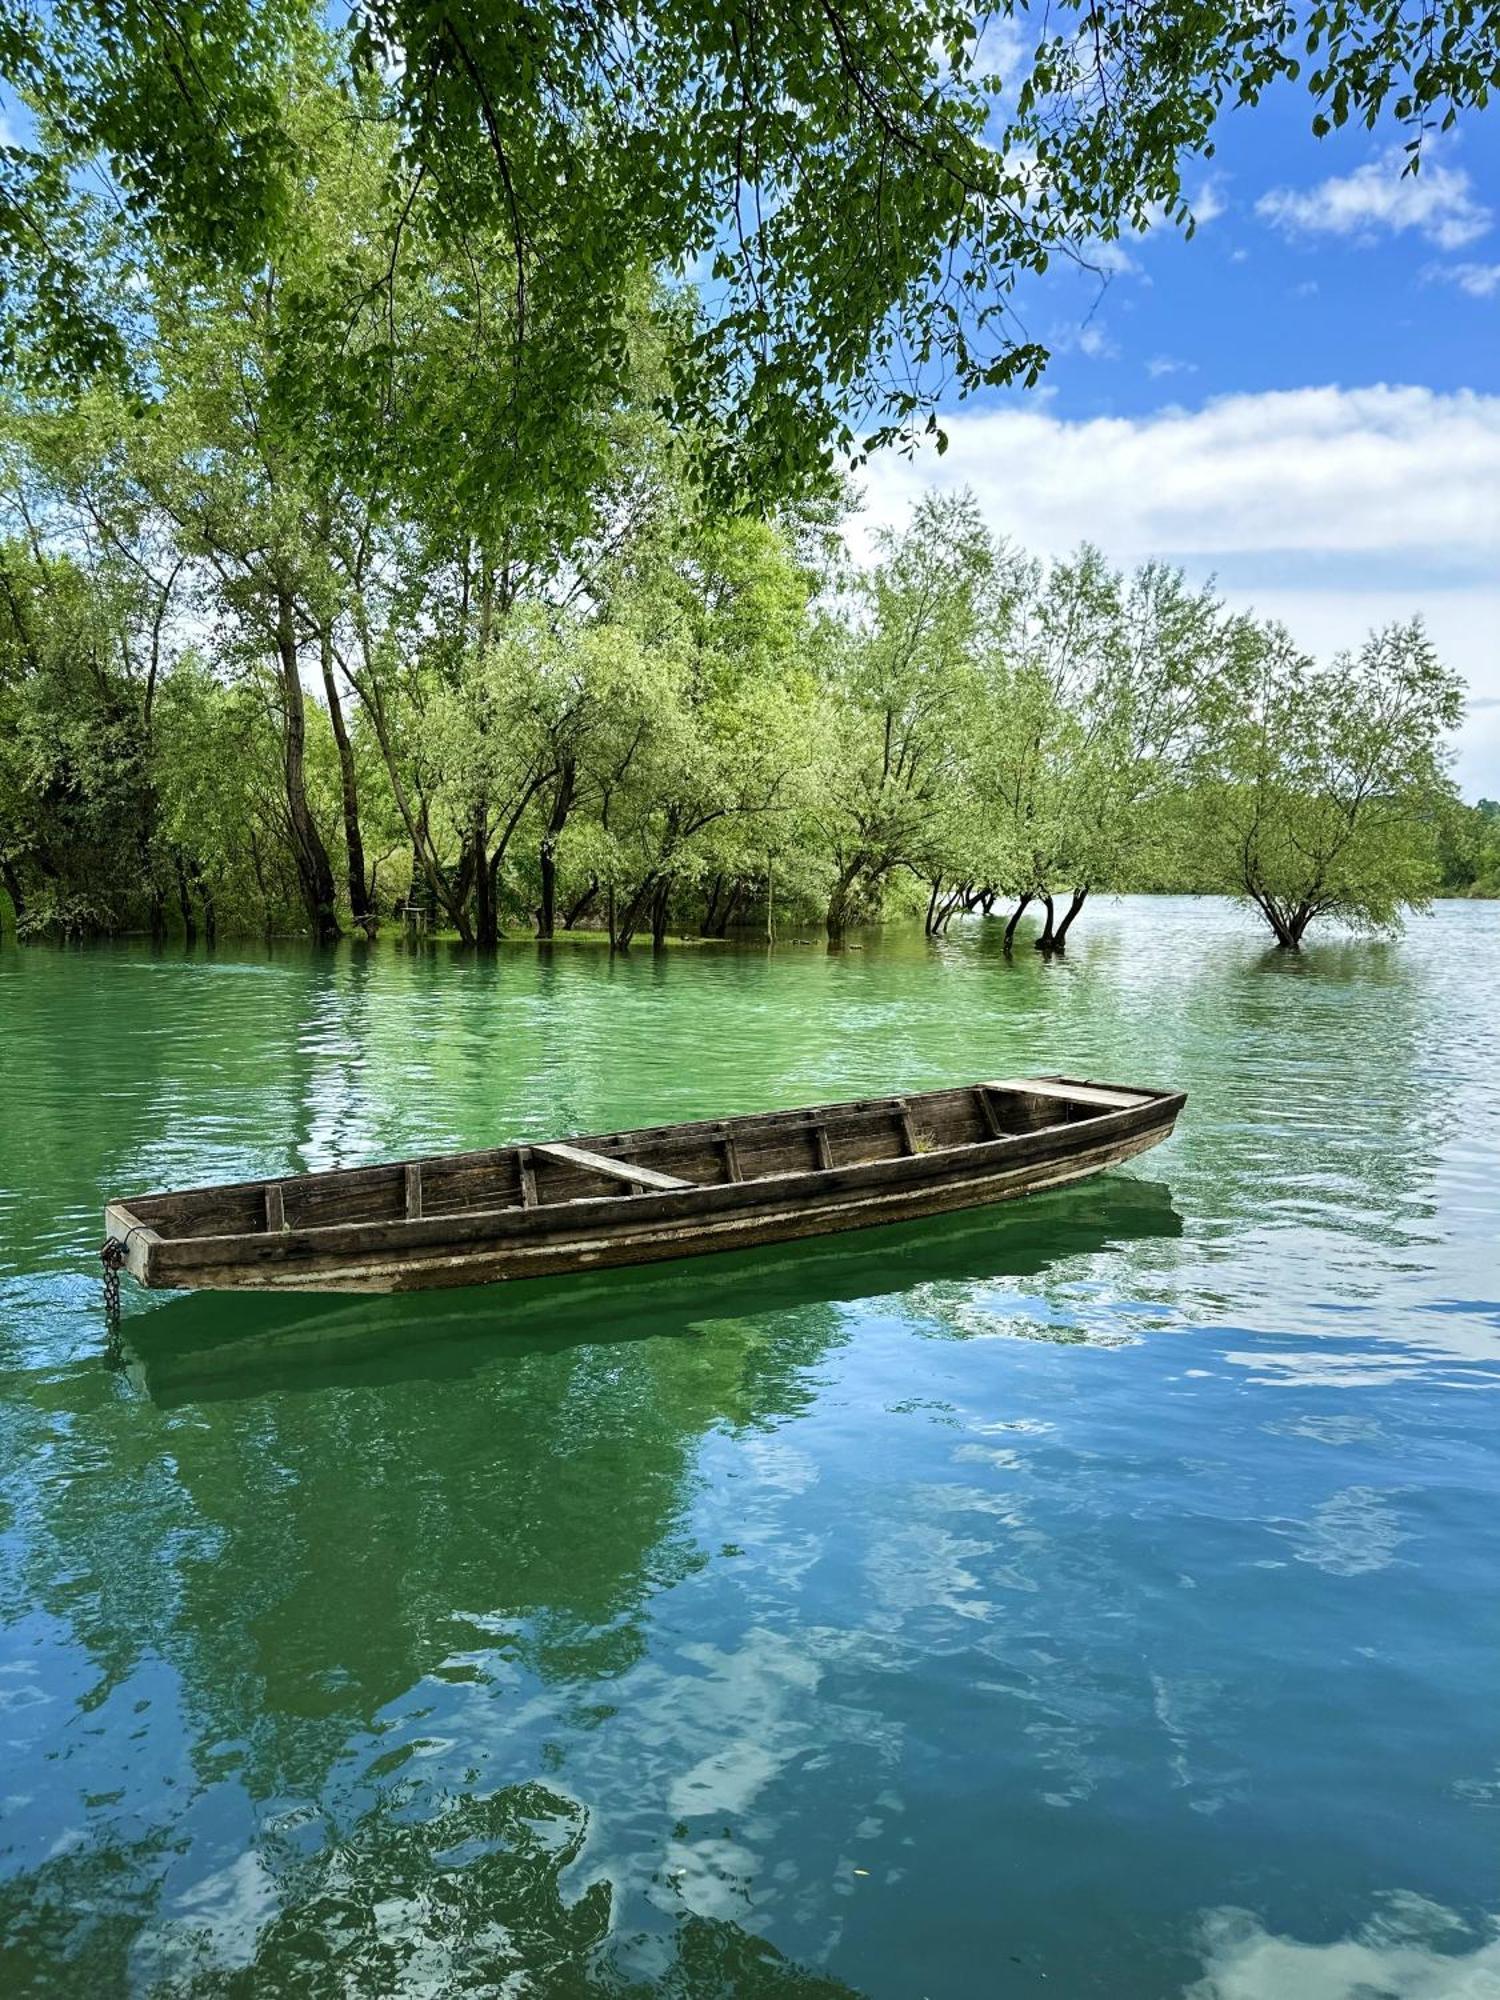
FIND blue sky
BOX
[858,85,1500,798]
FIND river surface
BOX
[2,896,1498,1998]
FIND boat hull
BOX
[105,1090,1182,1295]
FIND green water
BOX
[3,897,1499,1997]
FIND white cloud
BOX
[1256,151,1491,251]
[1427,260,1500,298]
[1191,179,1227,227]
[1146,356,1196,378]
[851,384,1500,792]
[1077,322,1114,359]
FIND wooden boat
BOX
[102,1074,1185,1297]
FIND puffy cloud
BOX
[1256,152,1491,251]
[854,385,1500,568]
[852,384,1500,791]
[1427,260,1500,298]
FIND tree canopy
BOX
[3,2,1496,504]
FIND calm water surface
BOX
[2,897,1498,1997]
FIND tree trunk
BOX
[536,756,576,940]
[563,877,599,930]
[320,625,374,937]
[471,805,497,948]
[2,858,25,926]
[1033,892,1056,953]
[174,854,197,945]
[701,877,745,939]
[275,591,340,943]
[249,830,273,940]
[354,669,472,942]
[612,876,656,953]
[651,876,672,951]
[1002,893,1032,951]
[826,857,864,944]
[1051,886,1089,952]
[1250,886,1300,949]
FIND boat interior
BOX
[119,1077,1158,1242]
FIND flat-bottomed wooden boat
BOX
[102,1074,1185,1296]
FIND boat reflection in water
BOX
[114,1174,1183,1407]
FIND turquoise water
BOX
[2,897,1498,1996]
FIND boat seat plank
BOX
[533,1142,691,1192]
[984,1076,1152,1110]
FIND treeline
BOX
[0,468,1472,954]
[0,48,1472,955]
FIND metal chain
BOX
[100,1238,126,1325]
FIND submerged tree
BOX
[1194,620,1463,949]
[818,492,997,942]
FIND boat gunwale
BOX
[120,1089,1185,1273]
[114,1077,1180,1217]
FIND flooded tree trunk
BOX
[700,873,728,937]
[651,877,672,951]
[471,804,497,949]
[320,625,374,937]
[699,878,745,938]
[1249,886,1304,950]
[1032,892,1056,953]
[1002,893,1032,951]
[174,854,197,945]
[1051,887,1089,952]
[275,592,340,944]
[826,857,865,945]
[536,758,576,940]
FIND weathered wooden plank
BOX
[809,1119,834,1172]
[893,1100,917,1156]
[518,1147,538,1209]
[974,1085,1005,1139]
[717,1126,743,1183]
[404,1162,423,1220]
[532,1141,691,1192]
[985,1076,1153,1110]
[265,1184,286,1233]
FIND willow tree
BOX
[1195,620,1463,950]
[818,492,997,941]
[975,551,1236,952]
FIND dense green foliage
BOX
[3,4,1496,502]
[0,437,1467,952]
[0,8,1485,955]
